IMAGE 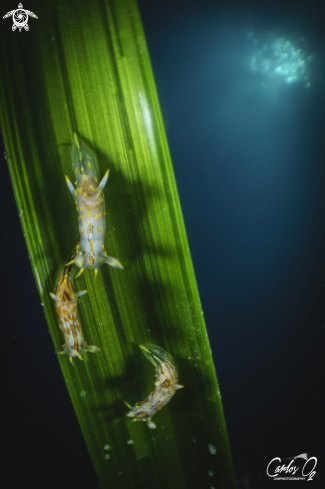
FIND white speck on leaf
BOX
[209,444,217,455]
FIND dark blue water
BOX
[2,0,325,488]
[139,1,325,487]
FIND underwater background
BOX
[2,0,325,487]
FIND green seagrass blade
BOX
[0,0,236,487]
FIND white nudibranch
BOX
[50,260,100,364]
[125,344,184,429]
[65,133,123,278]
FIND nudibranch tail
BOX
[71,132,100,183]
[50,259,100,363]
[125,344,183,429]
[66,133,123,275]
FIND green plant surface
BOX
[0,0,236,488]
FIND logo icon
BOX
[267,453,317,481]
[3,3,38,32]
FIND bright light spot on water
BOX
[248,32,311,88]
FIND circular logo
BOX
[12,8,29,31]
[3,4,38,33]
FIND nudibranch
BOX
[125,344,184,429]
[65,133,123,278]
[50,260,100,364]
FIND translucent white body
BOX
[50,262,99,363]
[125,344,184,428]
[66,133,123,277]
